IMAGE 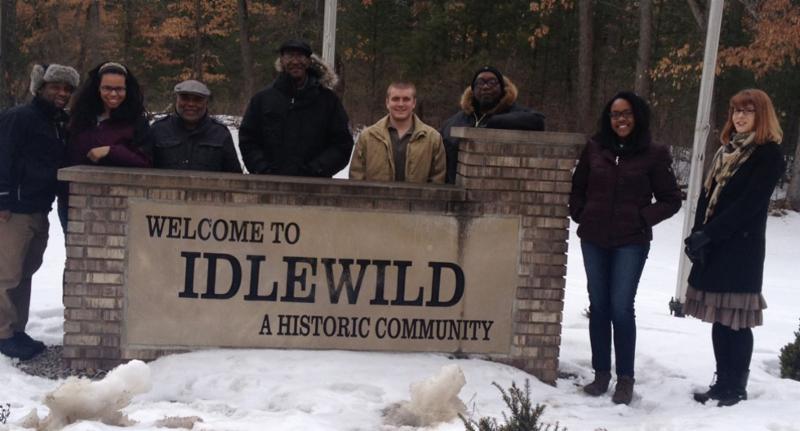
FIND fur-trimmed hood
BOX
[274,54,338,90]
[459,76,518,116]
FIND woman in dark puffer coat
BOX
[570,91,681,405]
[684,89,785,407]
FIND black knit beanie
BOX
[471,66,505,93]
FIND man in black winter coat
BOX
[439,66,546,184]
[238,39,353,177]
[149,79,242,173]
[0,63,78,360]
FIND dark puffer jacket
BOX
[688,142,784,294]
[66,115,152,168]
[439,77,545,184]
[0,97,68,213]
[239,56,352,177]
[569,138,681,248]
[149,114,242,173]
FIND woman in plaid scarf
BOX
[684,89,785,407]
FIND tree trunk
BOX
[0,0,18,108]
[192,0,204,80]
[576,0,593,132]
[236,0,255,105]
[788,117,800,211]
[634,0,653,98]
[122,0,135,64]
[687,0,706,32]
[77,0,101,72]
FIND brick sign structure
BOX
[58,127,583,384]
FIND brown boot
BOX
[583,371,611,396]
[612,375,635,405]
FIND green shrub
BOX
[779,319,800,381]
[460,380,564,431]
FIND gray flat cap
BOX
[174,79,211,97]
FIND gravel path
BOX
[15,346,106,380]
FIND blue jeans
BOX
[581,240,649,378]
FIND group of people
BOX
[0,39,785,411]
[570,89,784,407]
[0,39,545,361]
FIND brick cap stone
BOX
[58,166,465,201]
[451,127,585,147]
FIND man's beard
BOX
[476,95,500,112]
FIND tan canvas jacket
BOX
[349,114,445,183]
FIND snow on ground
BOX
[2,205,800,430]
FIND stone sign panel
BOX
[126,200,520,353]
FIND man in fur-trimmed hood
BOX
[439,66,545,184]
[239,39,353,177]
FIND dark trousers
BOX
[581,240,649,377]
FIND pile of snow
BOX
[23,360,151,430]
[383,364,467,427]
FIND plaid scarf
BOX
[703,132,757,222]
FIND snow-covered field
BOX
[1,204,799,430]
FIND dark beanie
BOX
[471,66,505,93]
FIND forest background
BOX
[1,0,799,202]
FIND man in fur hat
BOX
[439,66,546,184]
[239,39,353,177]
[0,63,78,360]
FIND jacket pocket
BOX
[154,139,185,168]
[194,140,225,170]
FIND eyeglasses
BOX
[281,52,309,60]
[100,85,126,94]
[474,78,499,88]
[732,108,756,116]
[610,110,634,120]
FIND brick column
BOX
[453,127,583,384]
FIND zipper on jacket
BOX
[615,156,620,166]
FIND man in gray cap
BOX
[0,63,78,360]
[148,79,242,173]
[238,39,352,177]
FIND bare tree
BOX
[634,0,653,98]
[192,0,204,80]
[237,0,255,103]
[77,0,102,72]
[122,0,135,64]
[0,0,19,108]
[687,0,706,32]
[576,0,593,132]
[788,125,800,210]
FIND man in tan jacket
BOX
[349,82,445,183]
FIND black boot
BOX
[717,370,748,407]
[693,371,727,404]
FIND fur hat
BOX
[29,63,80,96]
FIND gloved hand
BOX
[684,231,711,266]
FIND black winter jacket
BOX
[239,71,352,177]
[149,114,242,173]
[569,138,681,248]
[0,97,68,213]
[439,77,545,184]
[688,142,784,294]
